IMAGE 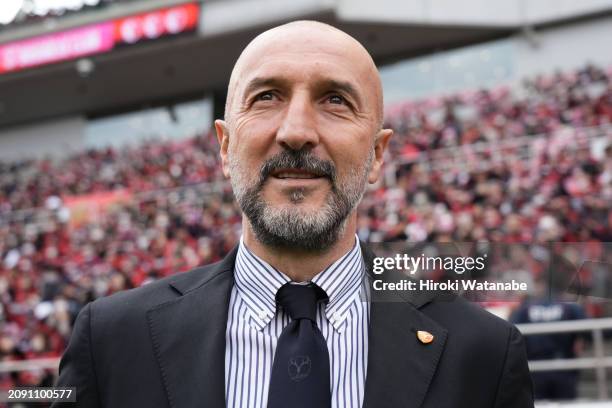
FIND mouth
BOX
[269,168,326,180]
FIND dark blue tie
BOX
[267,282,331,408]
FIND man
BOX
[54,21,534,407]
[511,281,587,401]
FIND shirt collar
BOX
[234,235,365,332]
[234,236,289,330]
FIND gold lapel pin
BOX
[417,330,434,344]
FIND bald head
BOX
[224,20,384,129]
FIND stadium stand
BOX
[0,64,611,393]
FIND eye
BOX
[254,91,275,102]
[327,94,346,105]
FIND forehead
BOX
[241,56,360,91]
[234,30,376,96]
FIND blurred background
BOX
[0,0,611,406]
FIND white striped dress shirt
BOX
[225,235,370,408]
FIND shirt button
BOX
[258,310,268,320]
[332,312,343,322]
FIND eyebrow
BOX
[241,76,364,109]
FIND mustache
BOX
[258,149,336,185]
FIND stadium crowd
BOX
[0,65,611,390]
[2,65,611,215]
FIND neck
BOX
[243,215,358,282]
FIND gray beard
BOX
[230,149,373,252]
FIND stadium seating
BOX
[0,64,610,390]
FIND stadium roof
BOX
[0,0,610,128]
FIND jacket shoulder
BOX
[426,294,519,347]
[90,260,227,319]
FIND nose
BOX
[276,92,319,151]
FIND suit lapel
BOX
[147,246,238,408]
[362,294,448,408]
[360,242,448,408]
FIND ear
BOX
[215,119,231,178]
[367,128,393,184]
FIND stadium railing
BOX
[516,317,612,401]
[2,318,612,399]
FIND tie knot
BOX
[276,283,327,321]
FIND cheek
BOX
[236,110,279,134]
[320,122,373,172]
[229,115,279,172]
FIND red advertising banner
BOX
[114,2,199,44]
[0,2,200,75]
[0,23,115,74]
